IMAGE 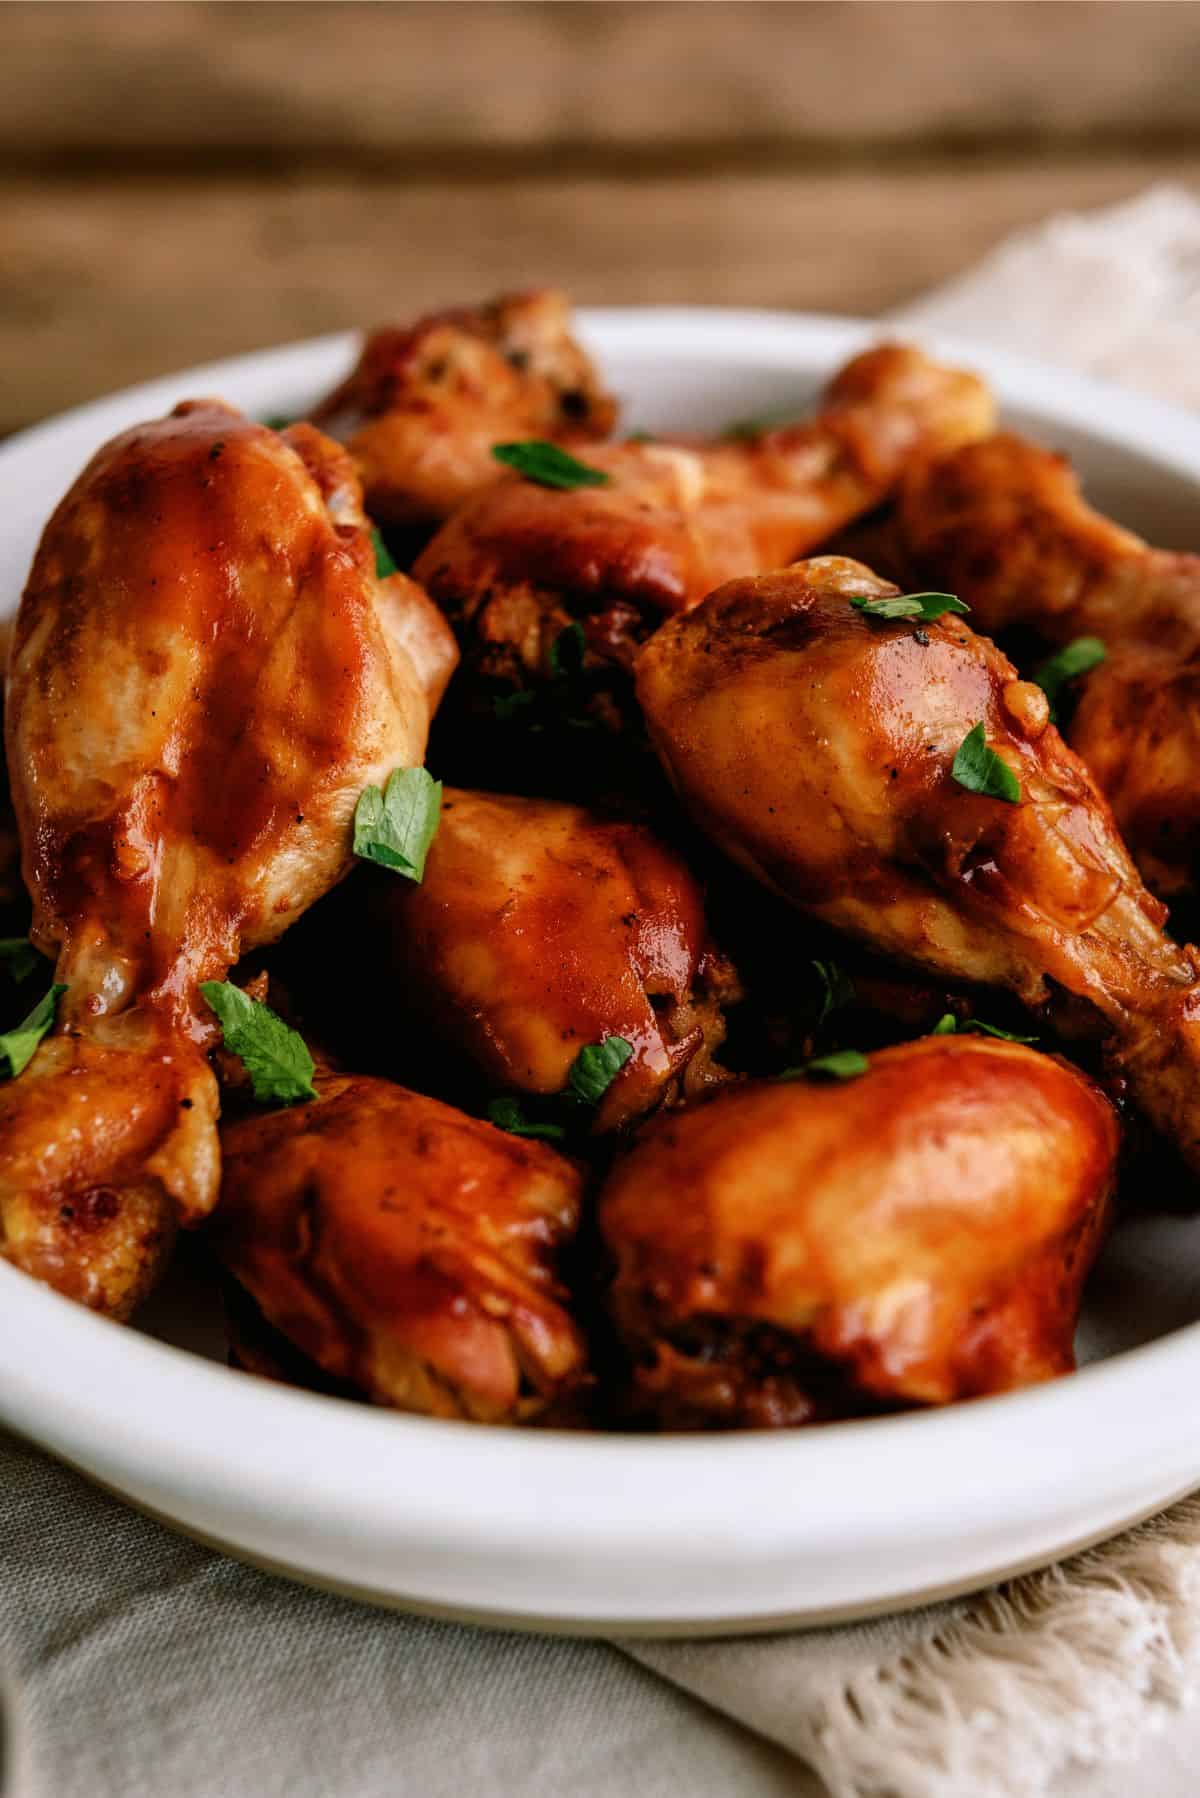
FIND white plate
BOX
[3,311,1200,1636]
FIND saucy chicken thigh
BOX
[357,787,739,1129]
[217,1074,587,1422]
[899,433,1200,899]
[1,404,453,1314]
[415,344,993,730]
[637,556,1200,1170]
[602,1036,1117,1427]
[313,289,616,539]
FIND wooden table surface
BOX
[4,1,1200,435]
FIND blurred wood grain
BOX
[3,2,1199,434]
[6,2,1200,162]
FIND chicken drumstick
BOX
[899,432,1200,899]
[355,787,739,1129]
[1,403,454,1314]
[602,1036,1117,1427]
[414,343,993,736]
[217,1074,587,1423]
[313,289,617,540]
[637,556,1200,1170]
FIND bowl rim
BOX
[3,307,1199,1587]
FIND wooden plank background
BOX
[3,2,1200,434]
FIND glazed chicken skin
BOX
[358,787,740,1128]
[313,289,617,538]
[414,344,994,723]
[0,403,455,1316]
[216,1074,587,1422]
[601,1036,1117,1428]
[0,618,20,918]
[637,555,1200,1171]
[899,432,1200,898]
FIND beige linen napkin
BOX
[4,187,1200,1798]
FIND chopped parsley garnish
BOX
[492,687,538,723]
[200,982,316,1104]
[262,413,293,432]
[723,404,806,441]
[494,622,596,725]
[567,1035,633,1105]
[0,983,66,1079]
[780,1048,869,1082]
[492,441,611,491]
[1032,636,1106,721]
[932,1013,1038,1044]
[370,526,399,579]
[548,621,586,679]
[0,937,40,985]
[951,722,1022,805]
[353,768,442,880]
[486,1097,567,1142]
[851,591,968,623]
[964,1019,1038,1043]
[812,958,855,1029]
[488,1034,634,1141]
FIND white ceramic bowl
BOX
[3,311,1200,1636]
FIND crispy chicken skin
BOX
[601,1037,1117,1428]
[360,788,739,1128]
[636,555,1200,1170]
[216,1074,587,1422]
[1,403,454,1316]
[414,344,994,712]
[313,289,617,535]
[899,432,1200,897]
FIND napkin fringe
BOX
[799,1495,1200,1798]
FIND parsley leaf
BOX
[931,1013,1038,1044]
[780,1048,869,1082]
[567,1034,633,1105]
[488,1034,634,1141]
[951,722,1022,804]
[968,1020,1039,1043]
[548,621,586,679]
[0,937,40,985]
[1032,636,1106,721]
[486,1097,567,1142]
[812,958,855,1028]
[850,591,968,622]
[353,768,442,879]
[262,413,293,432]
[494,623,594,725]
[370,526,399,579]
[492,441,611,491]
[723,404,805,441]
[0,983,66,1079]
[200,982,316,1104]
[492,687,537,723]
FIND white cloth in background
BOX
[5,186,1200,1798]
[893,184,1200,409]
